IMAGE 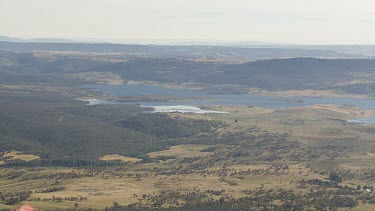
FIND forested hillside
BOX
[197,58,375,91]
[2,50,375,95]
[0,93,223,162]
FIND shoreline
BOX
[250,89,371,99]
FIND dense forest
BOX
[116,113,224,139]
[0,92,223,163]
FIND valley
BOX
[2,42,375,210]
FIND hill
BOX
[0,92,222,162]
[2,50,375,95]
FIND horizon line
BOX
[1,35,375,46]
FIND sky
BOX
[1,0,375,44]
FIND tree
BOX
[329,172,342,186]
[219,197,225,204]
[112,201,120,208]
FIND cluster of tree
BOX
[210,132,301,163]
[329,172,343,186]
[35,186,65,193]
[39,206,242,211]
[27,196,87,203]
[11,170,95,183]
[0,191,32,205]
[205,189,225,196]
[311,167,375,182]
[298,178,338,188]
[298,179,362,197]
[106,187,361,210]
[3,159,125,168]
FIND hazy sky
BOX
[1,0,375,44]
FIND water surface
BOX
[83,84,375,122]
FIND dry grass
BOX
[349,203,375,211]
[4,151,40,161]
[99,154,142,163]
[298,104,373,119]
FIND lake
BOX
[83,84,375,122]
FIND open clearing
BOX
[3,151,40,161]
[99,154,142,163]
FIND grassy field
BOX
[0,160,325,209]
[4,151,40,161]
[99,154,142,163]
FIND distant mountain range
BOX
[0,41,365,60]
[0,35,78,43]
[2,35,375,59]
[2,49,375,95]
